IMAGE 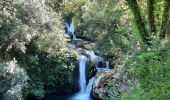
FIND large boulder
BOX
[92,70,117,99]
[92,65,130,99]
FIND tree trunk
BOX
[160,0,170,39]
[148,0,156,33]
[126,0,151,47]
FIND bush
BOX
[0,59,28,100]
[26,48,77,98]
[122,42,170,100]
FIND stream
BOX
[43,21,109,100]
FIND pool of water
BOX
[43,92,97,100]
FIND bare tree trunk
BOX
[148,0,156,33]
[167,21,170,39]
[126,0,151,48]
[160,0,170,39]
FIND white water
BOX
[86,51,110,71]
[66,21,110,100]
[106,61,109,70]
[71,55,94,100]
[78,55,87,93]
[86,77,94,96]
[96,61,110,71]
[72,77,94,100]
[72,54,110,100]
[65,22,81,40]
[86,50,100,62]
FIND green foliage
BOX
[154,0,165,33]
[61,0,86,22]
[62,7,75,20]
[0,0,68,58]
[0,0,170,99]
[104,79,121,100]
[27,48,77,97]
[80,0,132,56]
[0,0,75,98]
[30,82,45,98]
[122,42,170,100]
[0,0,29,54]
[0,59,28,100]
[46,0,63,12]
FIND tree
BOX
[148,0,156,34]
[160,0,170,39]
[126,0,151,48]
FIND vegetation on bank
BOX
[0,0,170,99]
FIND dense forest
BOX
[0,0,170,100]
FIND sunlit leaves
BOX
[0,59,28,99]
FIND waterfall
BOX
[86,51,110,71]
[78,55,87,93]
[106,61,109,70]
[69,22,76,40]
[86,50,100,62]
[86,77,94,96]
[65,21,81,40]
[96,61,110,71]
[71,55,94,100]
[66,21,110,100]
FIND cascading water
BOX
[72,50,110,100]
[86,51,100,62]
[78,55,87,93]
[96,60,110,71]
[87,51,110,71]
[68,21,109,100]
[44,20,111,100]
[71,54,94,100]
[86,77,94,96]
[65,21,80,40]
[105,61,109,70]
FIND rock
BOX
[86,61,97,81]
[92,70,116,99]
[93,50,119,69]
[76,40,86,48]
[97,60,104,68]
[84,43,95,50]
[68,43,76,49]
[92,65,129,99]
[75,40,89,48]
[77,48,87,56]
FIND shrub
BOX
[122,42,170,100]
[0,59,28,100]
[26,48,77,98]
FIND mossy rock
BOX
[92,70,129,100]
[76,40,86,48]
[87,61,97,80]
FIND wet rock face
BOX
[86,61,97,81]
[93,50,119,69]
[69,32,74,39]
[97,60,109,68]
